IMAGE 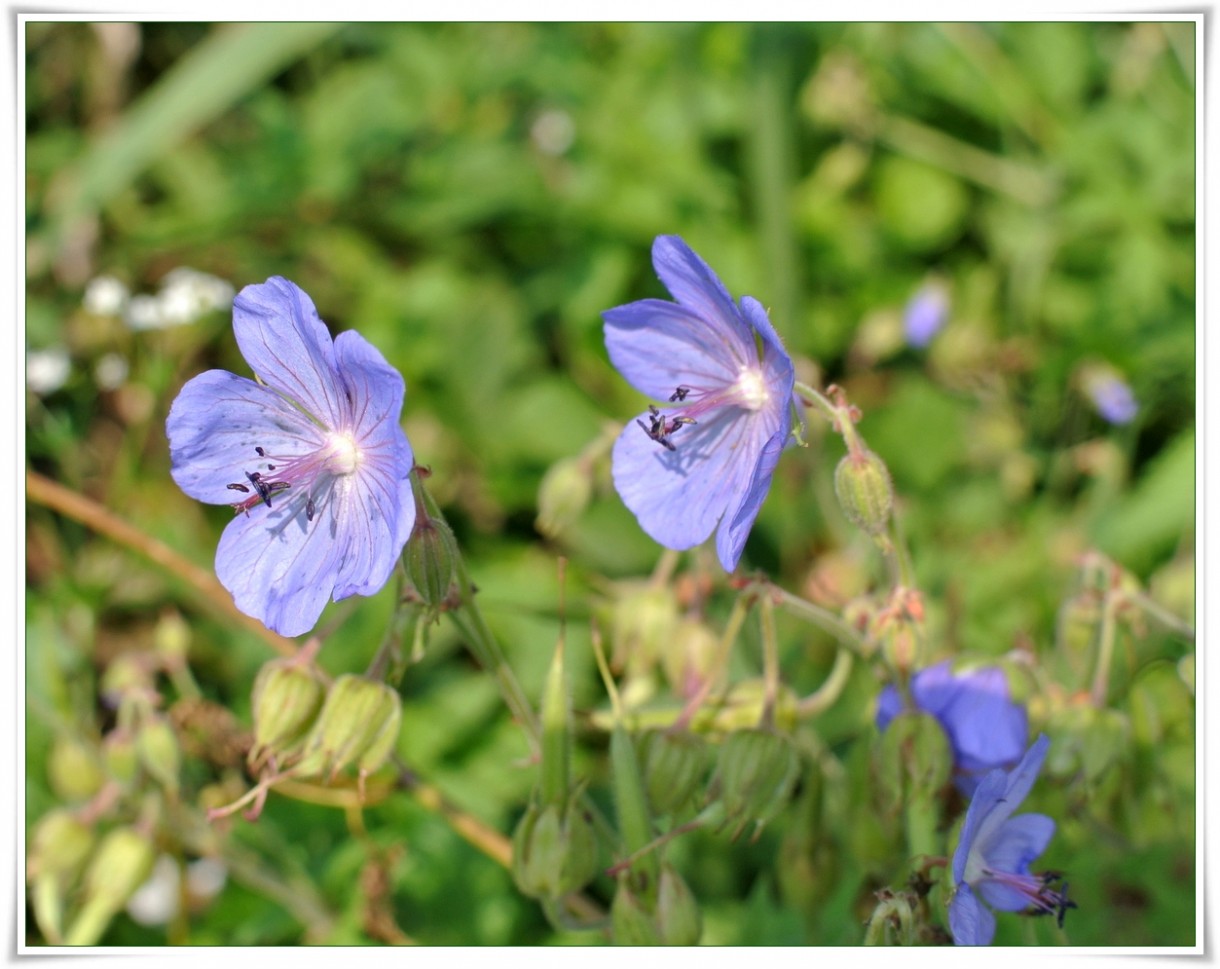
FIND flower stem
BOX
[673,593,753,731]
[768,583,868,654]
[1089,591,1120,707]
[758,593,780,729]
[796,647,855,719]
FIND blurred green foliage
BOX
[25,22,1194,946]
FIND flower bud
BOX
[716,728,801,839]
[535,456,593,538]
[64,826,156,945]
[511,796,599,899]
[27,809,94,882]
[136,717,181,796]
[249,658,327,765]
[609,864,701,946]
[637,729,708,816]
[608,583,678,683]
[834,448,893,536]
[153,610,191,668]
[660,619,720,699]
[102,728,139,787]
[47,735,104,803]
[404,514,460,611]
[293,675,402,780]
[655,864,702,945]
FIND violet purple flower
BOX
[166,277,415,637]
[903,281,949,348]
[949,734,1075,945]
[876,661,1027,796]
[603,236,796,572]
[1087,374,1139,425]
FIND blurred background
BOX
[25,22,1195,946]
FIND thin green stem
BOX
[758,594,780,729]
[769,584,867,654]
[1127,591,1195,642]
[1090,593,1120,707]
[796,648,854,719]
[674,593,753,731]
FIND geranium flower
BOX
[876,660,1027,795]
[603,235,796,572]
[949,734,1076,945]
[167,277,415,637]
[903,280,949,348]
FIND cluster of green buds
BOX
[284,674,402,788]
[511,632,598,900]
[610,863,701,945]
[714,727,802,842]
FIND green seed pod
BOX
[637,729,708,817]
[834,448,894,536]
[249,659,327,765]
[610,876,662,946]
[655,864,702,945]
[47,735,105,803]
[27,809,94,882]
[64,826,156,945]
[102,729,138,788]
[716,728,801,839]
[404,514,460,610]
[293,675,402,780]
[535,456,593,538]
[874,712,952,811]
[135,717,181,796]
[510,796,599,899]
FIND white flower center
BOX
[734,368,769,411]
[325,432,361,475]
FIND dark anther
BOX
[246,471,290,509]
[255,447,266,457]
[306,498,316,521]
[669,386,691,402]
[227,482,250,493]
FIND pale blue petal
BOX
[611,406,757,554]
[953,767,1009,883]
[943,667,1027,777]
[603,299,748,400]
[949,884,995,945]
[232,277,346,427]
[974,735,1050,849]
[739,295,795,394]
[875,685,902,731]
[167,370,326,505]
[651,235,742,337]
[982,813,1055,881]
[215,485,344,637]
[716,424,787,571]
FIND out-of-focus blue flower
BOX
[876,660,1027,795]
[603,236,796,572]
[949,734,1075,945]
[1086,373,1139,425]
[902,281,949,348]
[167,277,415,637]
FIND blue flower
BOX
[903,281,949,348]
[603,236,796,572]
[876,661,1027,796]
[1087,374,1139,425]
[949,734,1075,945]
[167,277,415,637]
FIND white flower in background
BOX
[27,348,70,395]
[83,274,130,316]
[123,267,235,331]
[94,352,129,391]
[126,855,228,927]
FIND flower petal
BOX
[215,488,344,637]
[949,883,996,946]
[716,424,787,571]
[166,370,326,505]
[980,813,1056,889]
[329,459,415,600]
[941,667,1028,778]
[231,277,346,427]
[651,235,742,336]
[973,734,1050,850]
[603,299,747,400]
[739,295,795,393]
[611,406,757,554]
[952,766,1009,884]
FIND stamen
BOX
[669,385,691,402]
[227,482,250,494]
[306,498,316,522]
